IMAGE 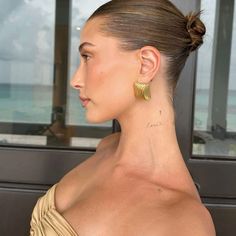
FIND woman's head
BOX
[87,0,206,91]
[71,0,205,123]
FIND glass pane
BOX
[0,0,55,124]
[193,0,236,157]
[0,0,112,149]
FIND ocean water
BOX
[194,89,236,131]
[0,84,111,127]
[0,84,235,131]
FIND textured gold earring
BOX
[134,82,151,101]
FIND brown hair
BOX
[87,0,206,92]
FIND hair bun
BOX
[185,11,206,52]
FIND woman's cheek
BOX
[85,63,98,85]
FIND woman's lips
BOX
[80,98,91,107]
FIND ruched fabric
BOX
[29,184,78,236]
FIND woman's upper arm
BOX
[171,201,216,236]
[148,199,216,236]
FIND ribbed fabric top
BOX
[29,184,78,236]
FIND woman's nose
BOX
[70,68,84,90]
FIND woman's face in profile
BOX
[71,17,140,123]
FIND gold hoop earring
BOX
[134,82,151,101]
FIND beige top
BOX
[29,184,78,236]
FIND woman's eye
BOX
[81,54,90,61]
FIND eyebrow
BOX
[78,42,95,53]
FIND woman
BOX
[30,0,216,235]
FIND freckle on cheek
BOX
[98,71,105,79]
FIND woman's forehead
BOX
[80,19,121,52]
[81,17,105,39]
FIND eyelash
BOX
[81,54,90,61]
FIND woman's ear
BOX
[139,46,161,82]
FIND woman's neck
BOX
[113,97,198,197]
[114,101,179,171]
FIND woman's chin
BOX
[85,112,113,124]
[85,112,104,124]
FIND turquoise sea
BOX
[0,84,111,127]
[194,89,236,131]
[0,84,235,131]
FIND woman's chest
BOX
[59,175,171,236]
[54,149,176,235]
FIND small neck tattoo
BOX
[146,110,163,128]
[146,122,162,128]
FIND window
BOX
[193,0,236,157]
[0,0,112,149]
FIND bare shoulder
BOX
[148,193,216,236]
[96,132,121,152]
[173,197,216,236]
